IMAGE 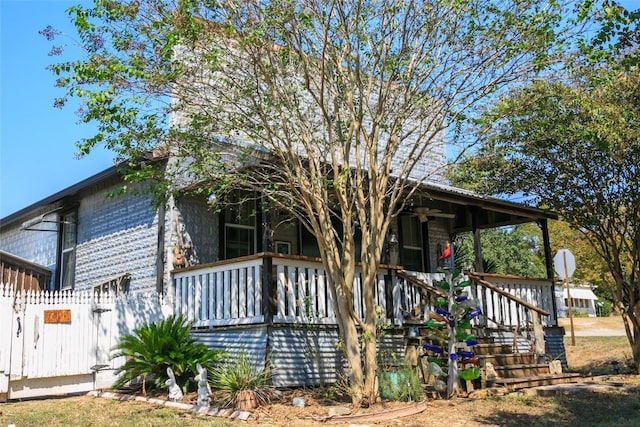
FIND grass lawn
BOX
[1,322,638,427]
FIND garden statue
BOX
[166,367,183,401]
[195,363,211,407]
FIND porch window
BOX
[299,219,362,261]
[224,194,256,259]
[399,215,423,272]
[58,210,77,290]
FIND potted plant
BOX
[210,350,272,410]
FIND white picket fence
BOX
[0,284,168,400]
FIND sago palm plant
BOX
[111,314,226,394]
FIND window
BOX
[399,215,423,272]
[93,273,130,296]
[298,217,362,261]
[224,193,256,259]
[58,210,77,290]
[275,241,291,255]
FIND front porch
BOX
[170,253,563,388]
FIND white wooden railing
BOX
[394,271,554,356]
[468,273,556,327]
[171,253,400,327]
[172,255,265,328]
[170,256,556,334]
[271,256,390,324]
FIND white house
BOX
[555,285,599,318]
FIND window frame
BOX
[57,209,77,290]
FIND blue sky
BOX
[0,0,113,218]
[1,0,639,219]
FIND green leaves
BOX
[111,314,226,393]
[451,62,640,370]
[209,350,271,408]
[575,0,640,69]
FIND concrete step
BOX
[493,363,551,378]
[491,373,582,392]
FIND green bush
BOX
[599,300,613,317]
[210,350,271,408]
[378,363,423,402]
[572,310,589,318]
[111,314,226,393]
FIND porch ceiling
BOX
[413,182,558,232]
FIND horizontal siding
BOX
[490,331,532,354]
[192,326,268,372]
[269,327,406,388]
[269,327,342,387]
[192,324,409,388]
[544,327,568,370]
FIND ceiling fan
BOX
[409,207,456,221]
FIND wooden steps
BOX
[414,326,582,394]
[473,343,515,356]
[472,334,582,392]
[480,353,536,366]
[491,373,582,391]
[493,363,556,378]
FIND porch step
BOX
[473,335,495,345]
[491,373,582,392]
[473,343,513,356]
[480,352,537,367]
[493,363,551,378]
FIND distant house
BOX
[555,285,599,318]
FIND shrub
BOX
[378,363,423,402]
[599,300,613,317]
[111,314,226,394]
[210,350,272,408]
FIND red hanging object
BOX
[439,240,451,261]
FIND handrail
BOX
[468,272,549,356]
[468,272,550,317]
[396,270,448,299]
[171,252,404,274]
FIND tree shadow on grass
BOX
[477,389,640,427]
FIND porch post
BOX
[262,255,273,324]
[532,311,546,361]
[470,206,484,273]
[156,201,166,294]
[539,219,558,320]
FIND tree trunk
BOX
[621,307,640,374]
[361,276,379,407]
[338,297,365,404]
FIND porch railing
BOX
[171,255,556,346]
[171,253,399,327]
[172,255,265,327]
[394,270,554,356]
[0,251,51,292]
[271,255,391,324]
[468,272,553,356]
[468,273,556,327]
